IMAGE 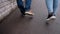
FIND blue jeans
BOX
[17,0,31,15]
[45,0,58,15]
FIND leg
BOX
[53,0,58,16]
[45,0,53,14]
[45,0,54,20]
[25,0,34,16]
[25,0,31,11]
[17,0,25,15]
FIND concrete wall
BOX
[0,0,17,21]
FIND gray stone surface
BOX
[0,0,17,21]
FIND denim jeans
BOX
[45,0,58,15]
[17,0,31,15]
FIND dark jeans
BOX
[17,0,31,15]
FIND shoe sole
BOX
[25,13,34,16]
[46,17,56,21]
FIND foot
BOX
[25,10,34,16]
[50,16,56,19]
[46,16,56,21]
[46,13,53,21]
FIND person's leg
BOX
[45,0,54,20]
[53,0,58,16]
[45,0,53,14]
[25,0,31,11]
[25,0,34,16]
[17,0,25,15]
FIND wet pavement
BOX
[0,0,60,34]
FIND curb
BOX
[0,2,17,21]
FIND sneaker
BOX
[46,13,53,21]
[46,17,51,21]
[46,16,56,21]
[50,16,56,19]
[25,10,34,16]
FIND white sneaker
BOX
[50,16,56,19]
[25,10,34,16]
[46,16,56,21]
[46,18,51,21]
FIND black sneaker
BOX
[46,13,53,21]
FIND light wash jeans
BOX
[45,0,58,15]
